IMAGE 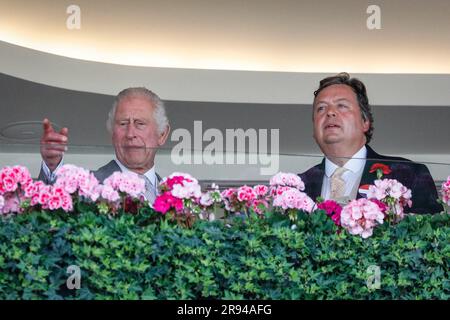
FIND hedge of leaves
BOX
[0,208,448,300]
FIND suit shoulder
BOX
[299,163,324,178]
[93,160,120,182]
[381,155,410,162]
[374,154,432,171]
[366,145,413,163]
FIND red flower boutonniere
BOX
[369,163,392,179]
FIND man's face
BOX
[112,95,169,173]
[313,84,369,155]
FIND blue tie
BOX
[140,175,157,204]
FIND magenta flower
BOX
[317,200,343,227]
[221,188,240,212]
[370,199,388,213]
[153,192,184,214]
[153,173,202,218]
[253,185,269,197]
[237,186,257,202]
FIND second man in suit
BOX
[299,73,442,214]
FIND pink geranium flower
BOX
[0,165,32,195]
[341,198,385,238]
[251,199,269,215]
[367,178,412,221]
[253,185,269,197]
[221,185,267,216]
[237,186,257,202]
[55,164,103,201]
[0,166,33,214]
[442,176,450,206]
[102,171,146,199]
[160,172,201,199]
[269,172,305,190]
[1,196,21,214]
[153,173,202,219]
[221,188,240,212]
[100,185,120,203]
[273,188,315,212]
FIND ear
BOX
[157,124,170,146]
[362,119,370,133]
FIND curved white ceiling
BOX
[1,0,450,73]
[2,40,450,106]
[1,0,450,105]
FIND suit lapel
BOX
[306,160,325,202]
[356,145,385,199]
[93,160,121,182]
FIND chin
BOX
[323,138,342,145]
[323,134,342,142]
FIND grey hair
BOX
[106,87,169,134]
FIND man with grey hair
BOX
[39,87,170,204]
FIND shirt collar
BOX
[114,158,157,186]
[325,145,367,177]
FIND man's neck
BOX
[322,143,366,167]
[325,145,367,174]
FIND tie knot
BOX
[138,174,151,188]
[139,174,157,204]
[330,166,348,203]
[332,167,347,179]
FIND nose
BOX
[326,106,337,117]
[126,124,137,139]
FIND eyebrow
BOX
[315,97,351,105]
[116,117,147,121]
[334,98,351,103]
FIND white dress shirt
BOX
[321,145,367,200]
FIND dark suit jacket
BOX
[298,145,443,214]
[38,160,162,184]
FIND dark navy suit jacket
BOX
[298,145,443,214]
[39,160,161,184]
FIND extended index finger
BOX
[42,118,54,134]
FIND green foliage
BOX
[0,209,448,299]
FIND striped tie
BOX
[330,167,347,201]
[140,175,157,205]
